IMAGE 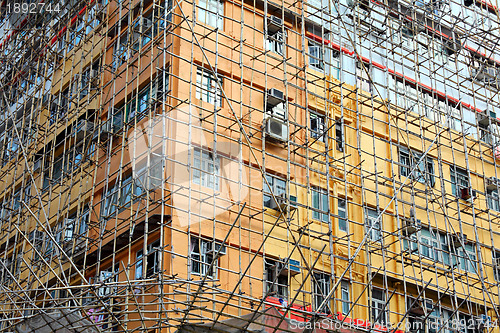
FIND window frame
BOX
[196,67,223,107]
[308,40,325,71]
[312,272,331,313]
[263,174,287,209]
[192,148,220,190]
[190,237,219,279]
[365,207,382,242]
[450,166,469,197]
[266,30,285,56]
[310,111,326,143]
[371,288,387,325]
[264,259,289,298]
[101,173,144,219]
[311,187,329,223]
[198,0,224,29]
[338,198,348,232]
[487,188,500,212]
[341,280,350,315]
[135,240,161,279]
[399,148,435,186]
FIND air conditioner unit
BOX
[267,15,283,34]
[206,242,226,257]
[265,117,288,142]
[71,75,80,95]
[267,88,285,107]
[75,120,94,139]
[444,38,461,55]
[29,230,44,244]
[472,67,498,82]
[403,217,421,235]
[96,2,106,20]
[477,111,495,127]
[494,257,500,269]
[269,193,298,211]
[450,232,464,248]
[93,118,120,141]
[143,17,153,29]
[277,258,301,276]
[486,177,499,192]
[33,159,42,173]
[459,186,476,200]
[90,69,99,80]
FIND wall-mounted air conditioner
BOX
[75,120,94,139]
[486,177,499,192]
[269,193,298,211]
[265,117,288,142]
[471,67,497,82]
[277,258,301,276]
[267,88,285,107]
[459,186,476,200]
[402,217,421,235]
[267,16,283,34]
[206,241,226,257]
[450,232,465,248]
[33,159,42,173]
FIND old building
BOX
[0,0,499,332]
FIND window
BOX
[493,251,500,281]
[404,227,449,264]
[101,173,144,219]
[122,75,167,124]
[190,237,222,278]
[265,259,288,298]
[312,187,329,222]
[458,243,477,273]
[450,166,469,196]
[85,5,101,35]
[79,61,100,98]
[263,174,286,208]
[196,67,222,107]
[132,15,154,50]
[335,121,344,152]
[338,199,347,232]
[306,0,330,25]
[198,0,224,29]
[308,41,324,71]
[310,111,326,142]
[266,31,285,56]
[365,208,382,242]
[49,88,71,125]
[419,228,441,261]
[113,33,129,69]
[135,151,164,191]
[341,281,350,315]
[64,205,90,242]
[331,50,340,80]
[399,148,435,186]
[312,272,331,313]
[98,264,120,296]
[356,62,372,93]
[68,20,85,51]
[487,188,500,212]
[43,144,85,189]
[192,148,220,190]
[479,121,499,145]
[426,302,441,333]
[371,289,387,325]
[135,240,160,279]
